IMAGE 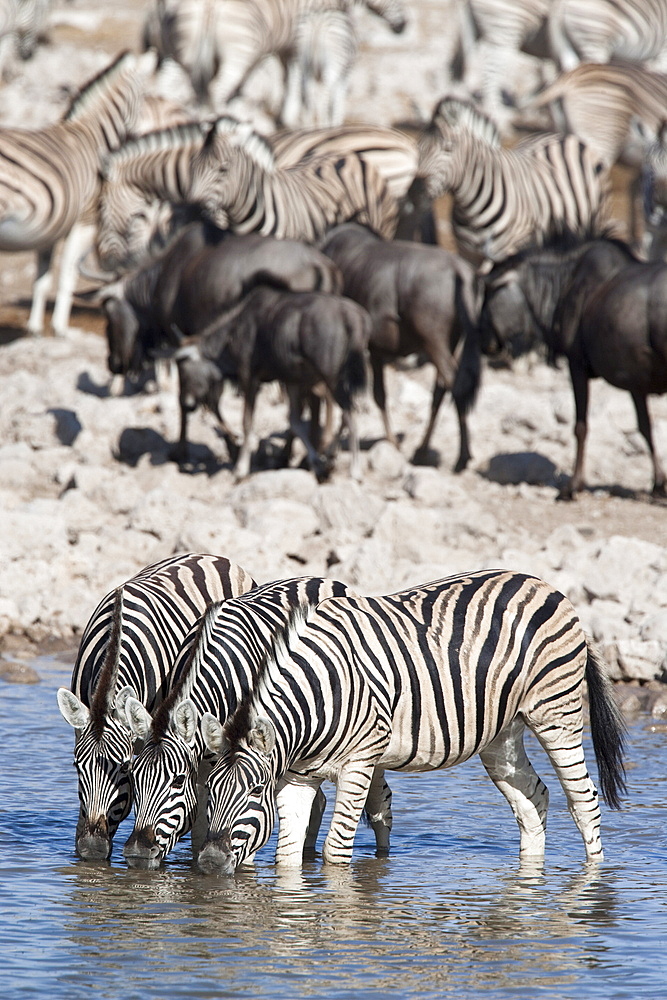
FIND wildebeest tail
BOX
[333,308,369,411]
[586,641,626,810]
[452,270,482,416]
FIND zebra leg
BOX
[364,767,392,854]
[528,715,604,862]
[322,761,376,865]
[275,773,323,867]
[51,222,96,336]
[478,717,550,860]
[27,246,55,336]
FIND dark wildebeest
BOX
[175,286,371,480]
[482,235,667,498]
[94,222,342,386]
[318,223,481,471]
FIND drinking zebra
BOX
[0,50,154,335]
[196,568,626,873]
[417,97,611,266]
[120,577,394,868]
[56,552,256,860]
[548,0,667,72]
[96,119,400,271]
[144,0,405,120]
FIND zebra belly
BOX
[0,214,57,251]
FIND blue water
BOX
[1,657,666,1000]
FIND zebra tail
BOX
[452,271,482,416]
[586,641,627,811]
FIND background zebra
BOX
[417,97,611,266]
[56,552,256,860]
[118,576,393,867]
[548,0,667,72]
[144,0,405,123]
[198,568,626,874]
[0,49,153,335]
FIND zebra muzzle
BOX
[123,827,163,869]
[76,817,111,862]
[197,829,236,876]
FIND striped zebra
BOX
[144,0,405,119]
[188,119,399,240]
[118,577,394,867]
[56,552,256,860]
[547,0,667,72]
[197,568,626,873]
[417,97,611,266]
[527,62,667,169]
[96,119,400,271]
[451,0,550,125]
[0,50,153,335]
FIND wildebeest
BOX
[94,222,342,388]
[482,234,667,498]
[319,223,481,471]
[175,286,371,481]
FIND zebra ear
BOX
[125,696,153,741]
[173,699,198,746]
[201,712,226,754]
[247,717,276,757]
[57,689,90,731]
[114,685,139,725]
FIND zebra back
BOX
[71,552,257,715]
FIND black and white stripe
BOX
[0,50,153,335]
[56,552,256,860]
[121,576,394,867]
[418,97,610,265]
[548,0,667,72]
[199,568,626,873]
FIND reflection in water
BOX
[1,661,667,999]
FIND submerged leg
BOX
[479,717,550,860]
[322,761,376,865]
[528,713,604,862]
[364,767,392,854]
[275,774,323,867]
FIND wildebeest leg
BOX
[234,383,260,481]
[286,385,327,479]
[371,356,398,448]
[559,363,589,500]
[631,391,667,496]
[413,379,446,465]
[342,408,362,481]
[213,398,240,465]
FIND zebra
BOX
[0,0,51,77]
[96,119,400,272]
[196,568,626,874]
[0,49,154,336]
[56,552,256,860]
[547,0,667,73]
[417,97,611,266]
[188,119,399,240]
[450,0,551,126]
[526,62,667,170]
[118,576,394,868]
[144,0,405,120]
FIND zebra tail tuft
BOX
[452,271,481,416]
[586,641,627,811]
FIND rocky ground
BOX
[0,1,665,717]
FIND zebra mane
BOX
[101,122,207,176]
[204,118,276,173]
[212,116,277,171]
[151,602,221,741]
[65,51,134,122]
[486,224,637,278]
[223,601,313,753]
[431,95,501,146]
[89,586,124,738]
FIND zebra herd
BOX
[57,550,626,871]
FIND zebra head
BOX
[188,122,249,230]
[197,712,277,876]
[122,697,200,869]
[57,685,137,860]
[364,0,407,34]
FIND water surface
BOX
[2,657,666,999]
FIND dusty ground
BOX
[0,1,665,711]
